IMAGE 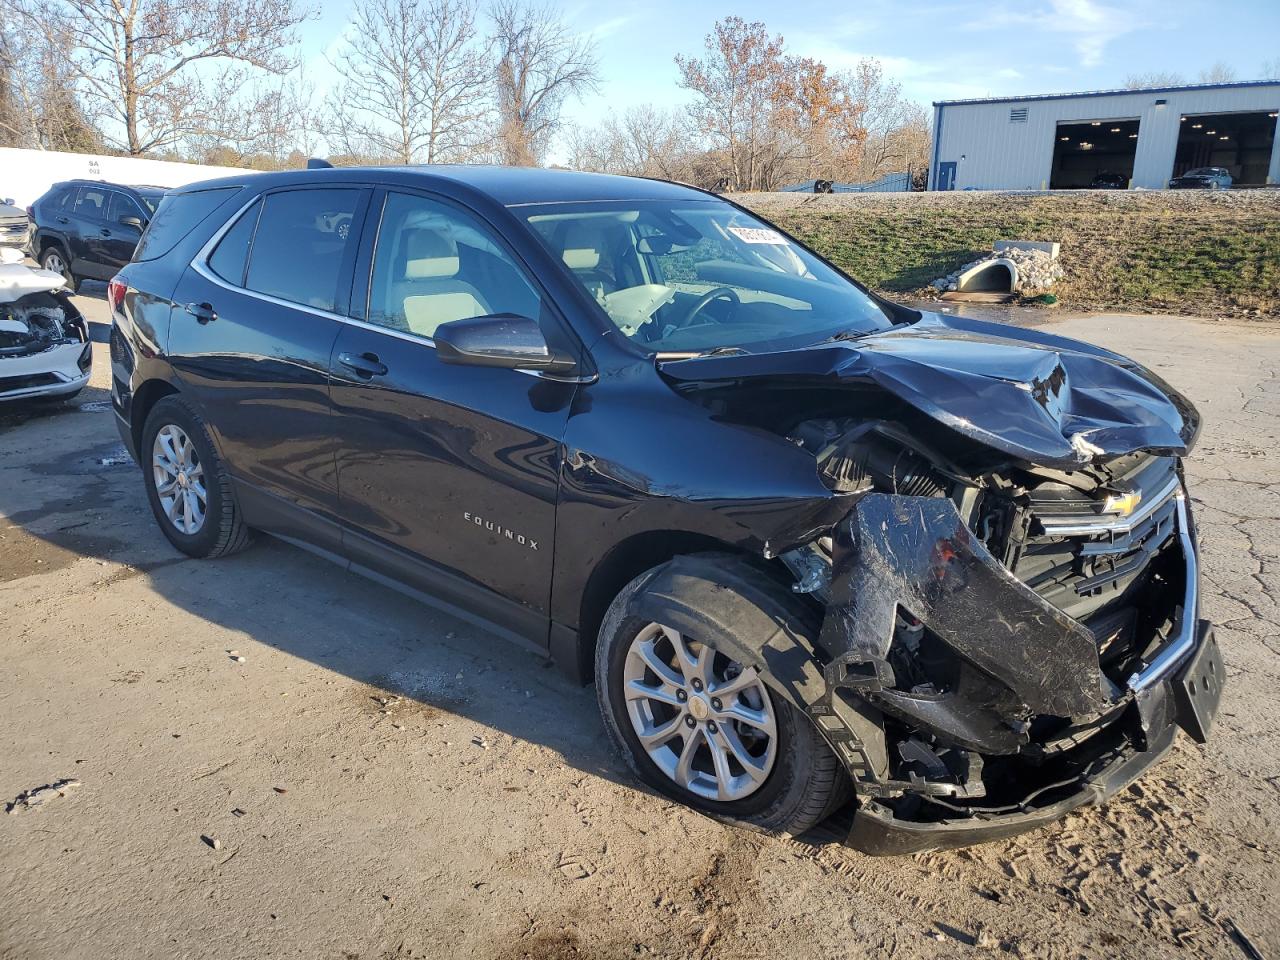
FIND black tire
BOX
[141,395,252,559]
[39,245,79,292]
[595,559,850,837]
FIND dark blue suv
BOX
[29,180,164,290]
[107,165,1221,854]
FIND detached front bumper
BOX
[848,621,1223,854]
[812,489,1224,855]
[0,340,92,401]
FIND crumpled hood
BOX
[659,312,1200,467]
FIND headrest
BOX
[403,229,460,279]
[561,222,601,270]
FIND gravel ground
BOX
[1,289,1278,959]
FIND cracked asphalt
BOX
[1,293,1277,959]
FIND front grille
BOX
[0,372,61,392]
[0,218,26,237]
[1011,456,1180,625]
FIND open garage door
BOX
[1050,118,1140,189]
[1175,111,1278,185]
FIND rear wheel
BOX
[141,396,252,558]
[595,561,850,836]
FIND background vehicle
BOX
[0,250,90,402]
[29,180,163,290]
[108,167,1219,854]
[1,196,27,251]
[1089,171,1128,189]
[1168,167,1233,189]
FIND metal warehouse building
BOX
[929,80,1280,191]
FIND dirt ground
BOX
[2,288,1278,960]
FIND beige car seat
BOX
[390,229,492,338]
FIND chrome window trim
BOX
[1036,475,1181,538]
[188,191,597,382]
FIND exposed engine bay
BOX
[658,311,1223,852]
[0,258,90,401]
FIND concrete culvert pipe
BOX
[955,258,1019,293]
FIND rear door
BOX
[167,185,369,546]
[328,188,580,643]
[68,184,112,277]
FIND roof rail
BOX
[306,158,334,170]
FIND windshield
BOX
[521,200,894,353]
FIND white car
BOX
[0,248,91,402]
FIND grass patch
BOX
[737,191,1280,317]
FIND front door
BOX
[102,191,148,273]
[936,161,958,191]
[329,189,579,644]
[168,185,367,541]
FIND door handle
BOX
[338,351,388,378]
[184,302,217,325]
[56,216,69,224]
[100,228,112,236]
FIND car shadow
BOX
[0,402,642,797]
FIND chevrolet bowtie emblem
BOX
[1102,490,1143,517]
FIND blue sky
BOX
[298,0,1280,152]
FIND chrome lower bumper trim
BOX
[1127,491,1198,693]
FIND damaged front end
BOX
[0,262,90,401]
[662,313,1225,853]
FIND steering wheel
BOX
[682,286,740,327]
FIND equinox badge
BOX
[463,511,539,550]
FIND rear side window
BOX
[208,200,261,284]
[133,187,241,262]
[244,189,360,312]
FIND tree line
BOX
[0,0,930,190]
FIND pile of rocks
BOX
[931,243,1064,295]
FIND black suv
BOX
[30,180,164,290]
[109,166,1222,854]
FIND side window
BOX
[133,187,240,262]
[368,191,541,339]
[208,200,261,285]
[244,189,360,312]
[73,186,108,219]
[109,192,147,224]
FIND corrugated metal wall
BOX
[930,83,1280,190]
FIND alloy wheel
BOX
[622,622,778,801]
[152,424,207,535]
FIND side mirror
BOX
[119,215,144,229]
[434,314,577,374]
[3,198,14,206]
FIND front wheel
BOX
[39,246,79,292]
[595,560,850,836]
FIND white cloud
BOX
[999,0,1143,68]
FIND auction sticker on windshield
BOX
[728,226,787,244]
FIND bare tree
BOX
[1198,61,1238,84]
[327,0,492,165]
[566,105,694,181]
[846,59,928,181]
[490,0,598,166]
[1261,58,1280,80]
[11,0,310,156]
[1124,70,1185,90]
[676,17,790,191]
[0,7,99,151]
